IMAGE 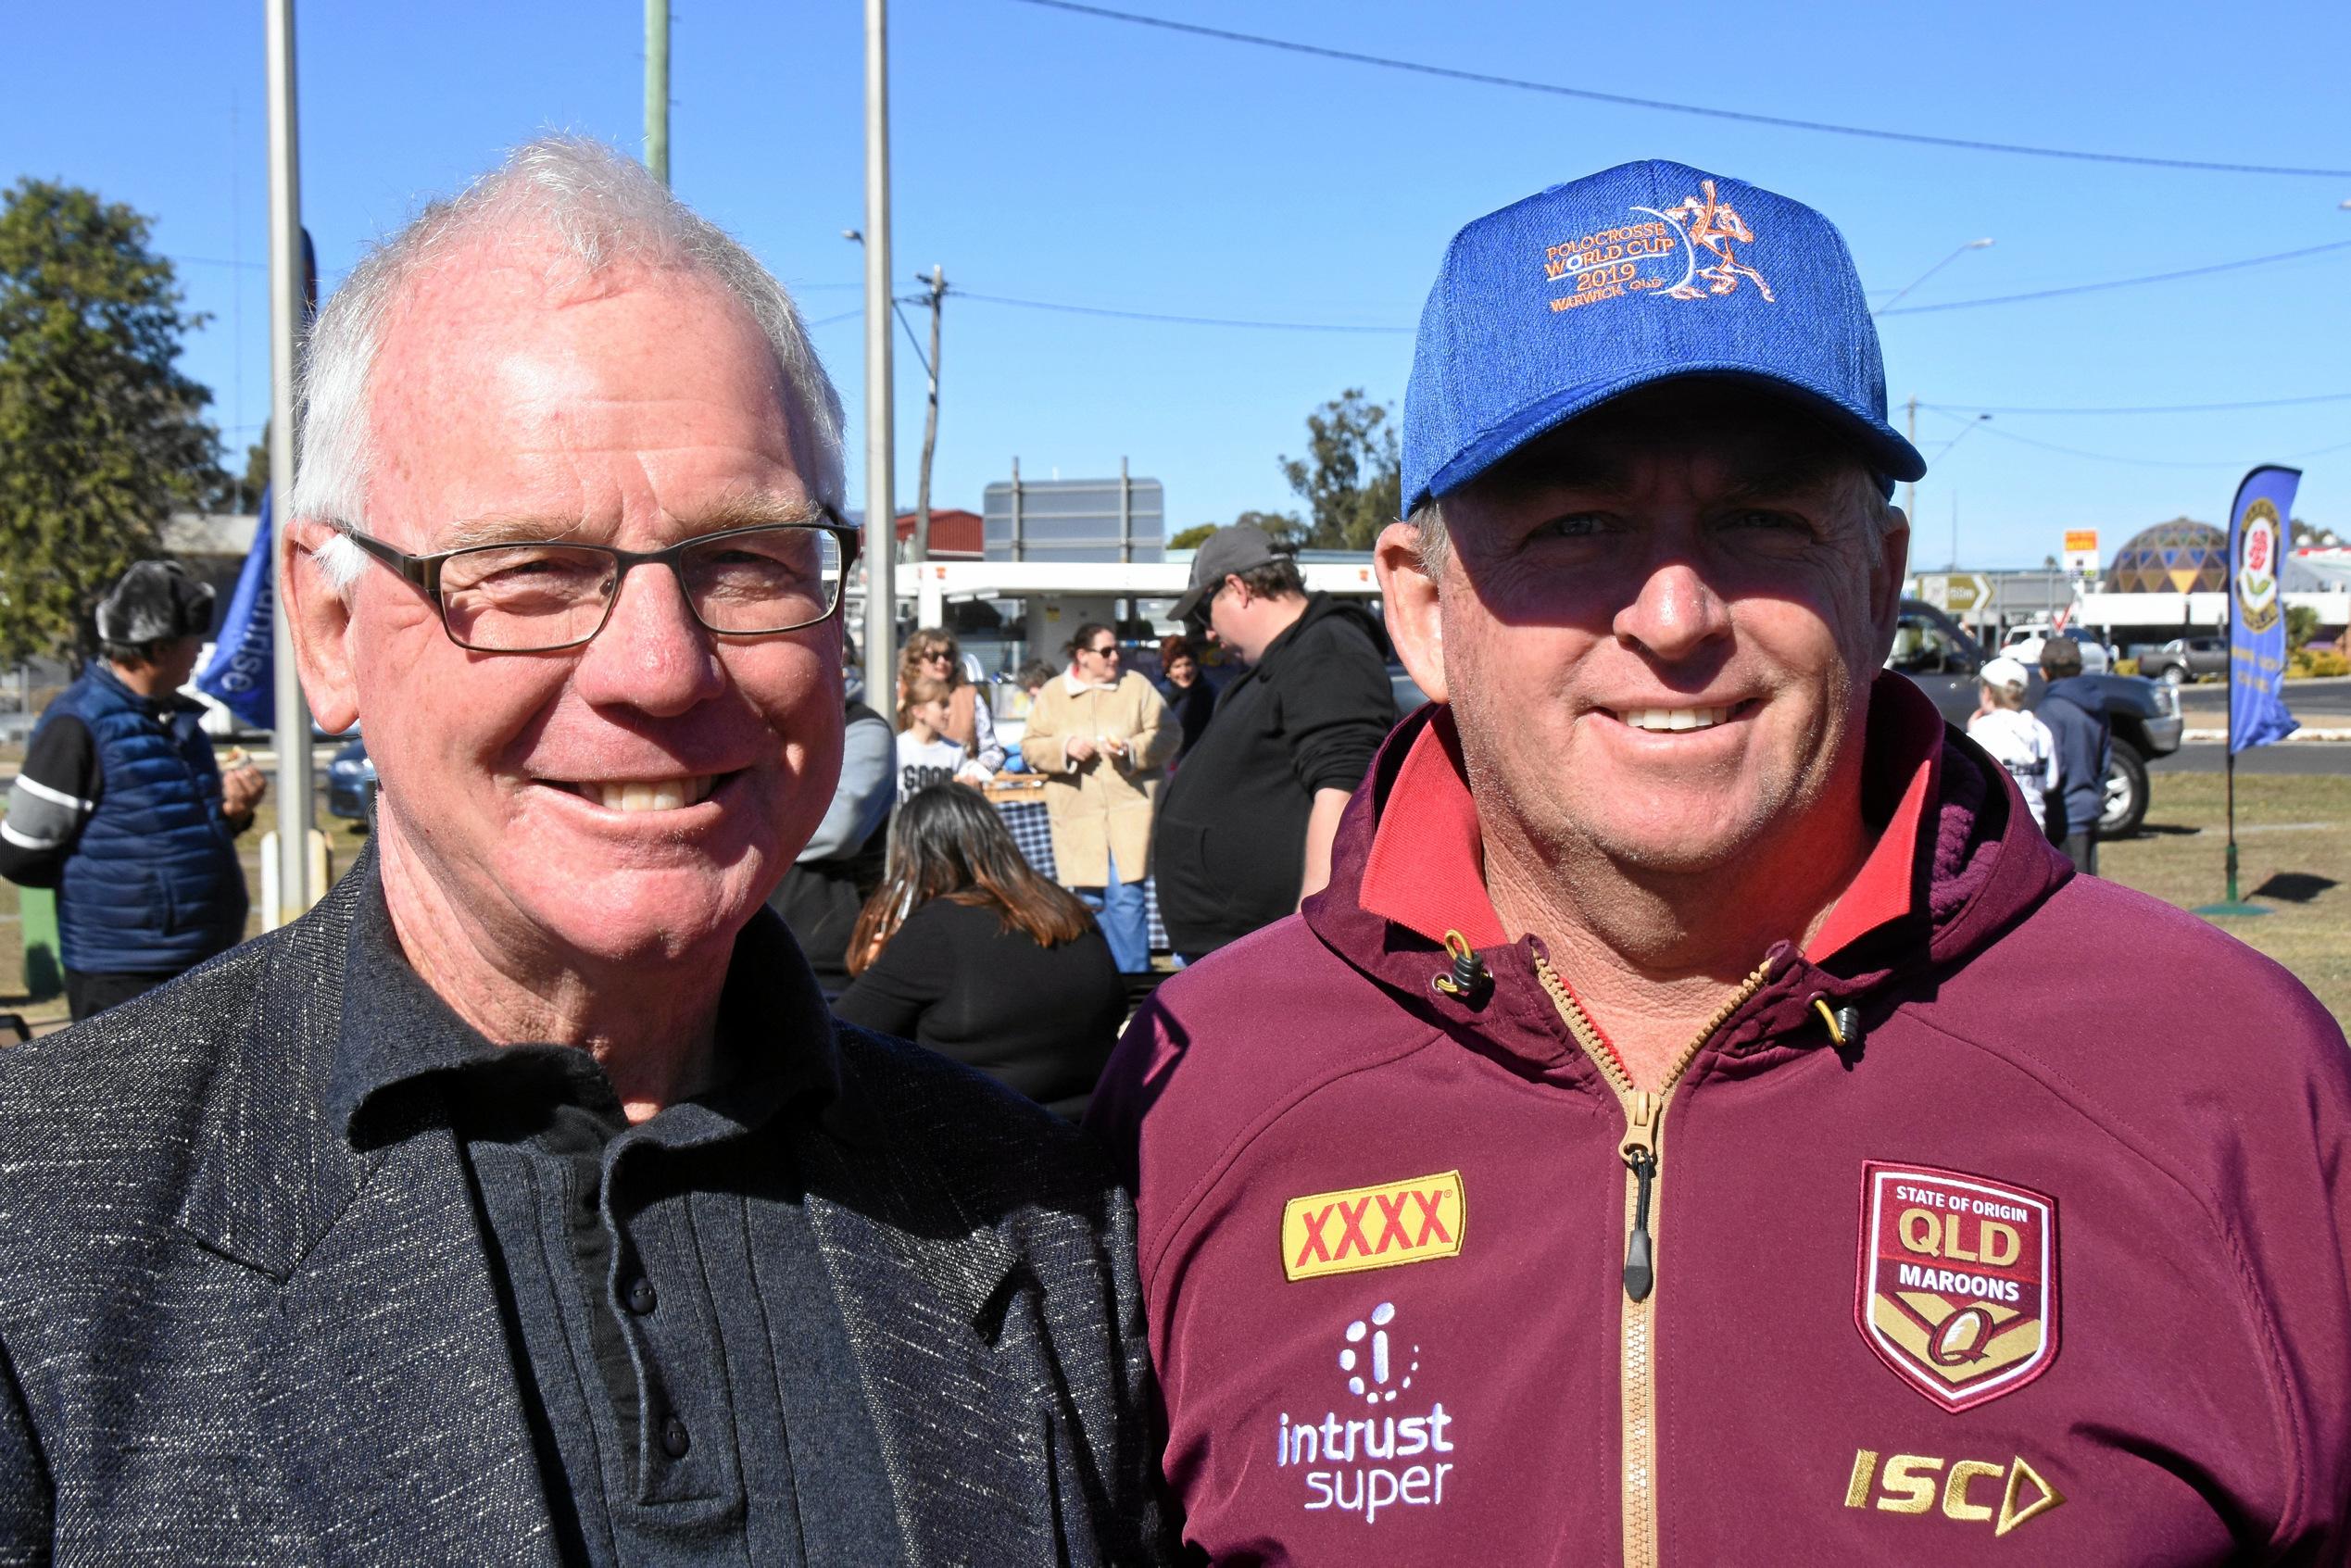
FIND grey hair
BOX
[1404,468,1901,581]
[292,134,845,593]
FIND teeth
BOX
[583,776,713,811]
[1621,707,1730,733]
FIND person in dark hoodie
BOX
[2036,636,2111,872]
[1151,522,1396,961]
[1091,162,2351,1565]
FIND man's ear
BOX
[1871,504,1913,650]
[1375,520,1448,705]
[282,518,361,734]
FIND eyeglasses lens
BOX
[437,525,844,651]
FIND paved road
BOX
[2175,675,2351,721]
[2151,742,2351,776]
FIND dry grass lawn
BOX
[2099,771,2351,1030]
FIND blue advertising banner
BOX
[2225,465,2300,755]
[195,488,276,730]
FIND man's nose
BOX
[570,562,728,715]
[1613,558,1732,662]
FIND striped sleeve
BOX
[0,715,98,884]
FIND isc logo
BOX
[1842,1449,2064,1537]
[1282,1172,1465,1283]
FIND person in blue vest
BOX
[0,560,266,1019]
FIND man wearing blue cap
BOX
[1091,162,2351,1563]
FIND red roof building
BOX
[895,508,983,560]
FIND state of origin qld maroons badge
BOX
[1856,1162,2058,1412]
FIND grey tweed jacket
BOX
[0,863,1171,1566]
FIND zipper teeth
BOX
[1530,953,1774,1105]
[1533,952,1773,1568]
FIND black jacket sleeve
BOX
[833,903,949,1040]
[0,716,98,890]
[1281,621,1396,797]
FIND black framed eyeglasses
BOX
[337,512,862,653]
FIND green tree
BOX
[235,435,269,512]
[0,179,224,661]
[1168,523,1218,551]
[1276,388,1402,551]
[2285,603,2319,655]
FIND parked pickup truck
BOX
[2136,635,2231,686]
[1889,599,2183,837]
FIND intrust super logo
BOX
[1274,1299,1458,1524]
[1282,1171,1465,1282]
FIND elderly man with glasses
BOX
[0,139,1166,1566]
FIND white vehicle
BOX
[2000,621,2110,675]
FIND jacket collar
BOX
[326,848,842,1152]
[1310,671,2070,1079]
[169,846,1034,1562]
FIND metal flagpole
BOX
[645,0,670,185]
[2223,566,2242,907]
[861,0,896,705]
[265,0,315,925]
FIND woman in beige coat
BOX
[1017,623,1174,972]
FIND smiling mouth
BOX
[1604,702,1753,734]
[544,773,730,812]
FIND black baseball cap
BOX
[1172,522,1284,623]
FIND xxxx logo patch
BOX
[1857,1162,2058,1412]
[1282,1171,1465,1283]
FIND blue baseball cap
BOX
[1402,160,1924,515]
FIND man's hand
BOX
[221,762,269,818]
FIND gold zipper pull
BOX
[1627,1089,1657,1140]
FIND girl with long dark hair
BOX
[835,783,1125,1119]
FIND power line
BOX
[1924,391,2351,416]
[954,288,1412,333]
[1923,407,2351,470]
[1879,240,2351,316]
[1004,0,2351,179]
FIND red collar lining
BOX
[1356,710,1511,951]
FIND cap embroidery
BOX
[1540,178,1775,317]
[1662,180,1774,301]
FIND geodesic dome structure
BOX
[2106,519,2227,594]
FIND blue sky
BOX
[6,0,2348,567]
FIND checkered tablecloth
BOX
[995,798,1168,953]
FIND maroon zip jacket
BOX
[1090,675,2351,1565]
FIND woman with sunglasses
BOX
[894,627,1005,775]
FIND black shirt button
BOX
[661,1417,690,1459]
[624,1275,658,1314]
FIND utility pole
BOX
[1902,395,1918,527]
[911,265,946,564]
[860,0,896,705]
[645,0,670,185]
[265,0,314,925]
